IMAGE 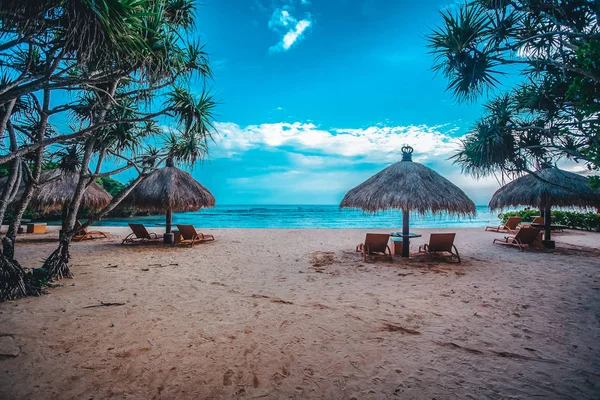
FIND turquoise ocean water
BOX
[84,205,501,229]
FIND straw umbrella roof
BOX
[0,169,112,213]
[120,166,215,212]
[488,167,600,210]
[340,148,476,215]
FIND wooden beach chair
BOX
[531,216,544,225]
[73,220,109,242]
[122,223,163,244]
[418,233,461,263]
[356,233,392,262]
[485,216,522,234]
[493,226,542,251]
[176,224,215,247]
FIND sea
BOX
[84,205,501,229]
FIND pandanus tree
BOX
[41,10,217,280]
[428,0,600,185]
[0,0,218,298]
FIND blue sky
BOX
[182,0,502,205]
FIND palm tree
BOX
[41,0,217,281]
[1,0,217,297]
[428,0,600,176]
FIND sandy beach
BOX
[1,226,599,399]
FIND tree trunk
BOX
[2,160,43,260]
[0,99,16,141]
[0,100,19,227]
[2,89,50,261]
[0,98,46,300]
[43,139,95,280]
[0,159,21,228]
[42,81,119,280]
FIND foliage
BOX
[498,209,540,223]
[0,0,216,167]
[499,209,600,231]
[429,0,600,180]
[552,210,600,231]
[96,176,125,197]
[0,159,59,177]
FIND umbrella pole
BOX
[542,207,555,249]
[164,208,174,245]
[166,208,172,234]
[402,209,409,258]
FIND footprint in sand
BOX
[223,369,235,386]
[253,373,260,388]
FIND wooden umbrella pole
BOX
[402,208,410,258]
[164,207,174,245]
[543,207,554,249]
[166,208,172,234]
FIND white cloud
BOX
[268,7,312,53]
[209,120,511,205]
[268,8,296,29]
[281,19,311,50]
[213,121,463,163]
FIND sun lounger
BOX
[418,233,461,263]
[356,233,392,262]
[73,220,109,242]
[493,225,541,251]
[176,224,215,247]
[485,216,522,234]
[531,216,544,225]
[122,223,163,244]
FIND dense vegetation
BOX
[499,210,600,231]
[96,177,125,197]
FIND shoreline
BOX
[12,204,503,230]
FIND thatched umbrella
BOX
[30,169,112,213]
[340,146,476,257]
[489,167,600,247]
[1,169,112,214]
[120,159,215,244]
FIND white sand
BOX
[1,227,599,399]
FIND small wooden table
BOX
[531,223,568,232]
[26,223,47,234]
[389,233,422,256]
[172,230,182,244]
[390,237,403,255]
